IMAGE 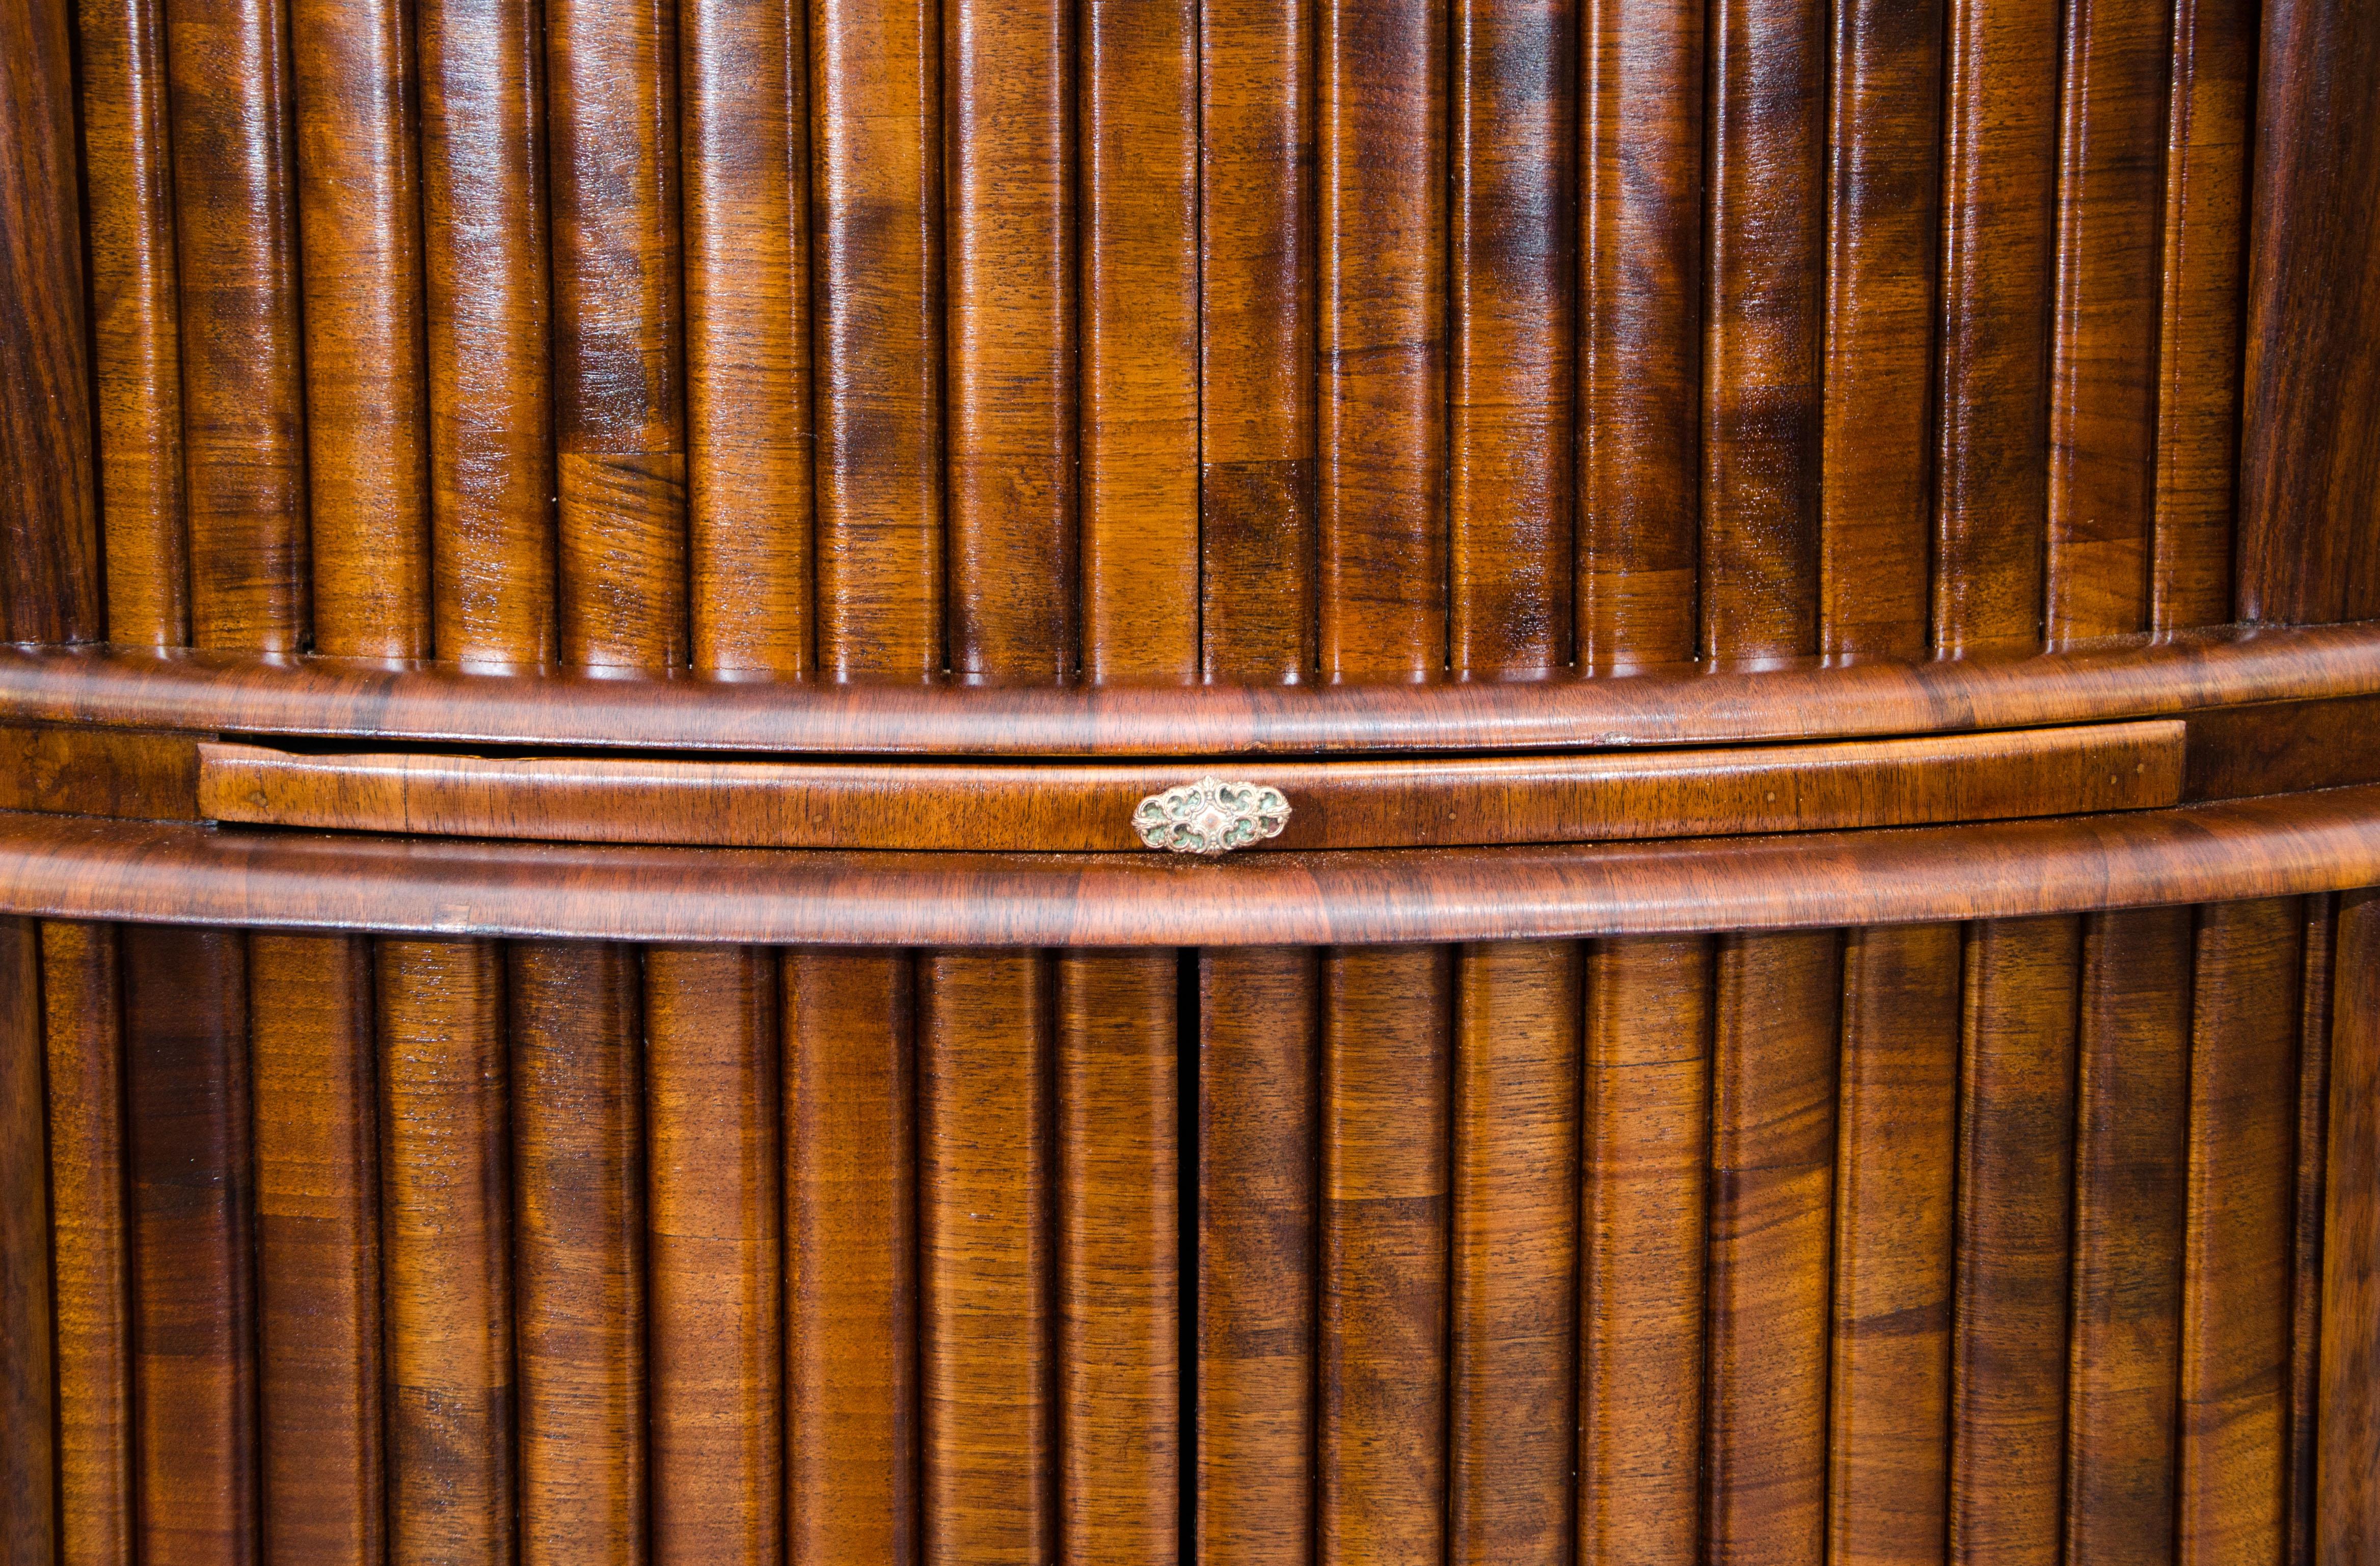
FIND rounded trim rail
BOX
[0,622,2376,755]
[1,785,2376,946]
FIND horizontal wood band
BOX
[0,623,2373,756]
[0,786,2376,946]
[194,723,2183,852]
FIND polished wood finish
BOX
[194,721,2185,851]
[0,726,198,821]
[0,920,55,1564]
[2321,891,2380,1563]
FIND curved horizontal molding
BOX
[0,622,2375,756]
[1,786,2376,946]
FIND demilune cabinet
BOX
[2,0,2379,1560]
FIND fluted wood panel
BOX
[9,0,2341,677]
[4,896,2372,1560]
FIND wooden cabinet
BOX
[4,0,2380,1559]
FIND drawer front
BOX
[5,897,2372,1562]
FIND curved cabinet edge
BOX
[0,787,2375,946]
[0,622,2375,755]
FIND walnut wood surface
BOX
[2320,891,2380,1563]
[0,920,53,1564]
[193,721,2185,851]
[2287,894,2336,1566]
[0,724,198,821]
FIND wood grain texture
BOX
[1578,935,1710,1566]
[2318,891,2380,1565]
[1319,947,1450,1566]
[167,0,309,651]
[919,953,1054,1562]
[1706,932,1838,1566]
[2184,694,2380,803]
[2178,898,2299,1565]
[376,939,514,1566]
[645,947,781,1566]
[292,0,431,658]
[1820,0,1942,662]
[812,0,942,683]
[196,720,2185,852]
[1700,0,1825,663]
[1829,924,1960,1566]
[1576,0,1702,668]
[2288,895,2335,1566]
[249,936,384,1566]
[783,950,918,1565]
[948,0,1075,685]
[2044,0,2171,644]
[1933,0,2060,654]
[2150,0,2254,630]
[78,0,190,647]
[1950,917,2080,1566]
[0,0,101,647]
[124,925,257,1566]
[2237,0,2380,625]
[681,0,812,676]
[509,944,647,1566]
[39,923,133,1566]
[0,725,198,821]
[1079,0,1199,685]
[1317,0,1447,683]
[2064,908,2190,1566]
[1448,0,1572,677]
[1056,951,1179,1563]
[1197,947,1317,1566]
[418,0,555,665]
[549,0,687,672]
[1199,0,1316,684]
[14,622,2380,758]
[0,920,54,1564]
[1449,942,1580,1566]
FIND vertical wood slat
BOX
[646,948,782,1566]
[291,0,430,658]
[784,950,919,1565]
[0,0,101,647]
[1197,947,1318,1566]
[2064,909,2191,1566]
[123,926,257,1566]
[2288,896,2337,1566]
[78,0,189,647]
[2150,0,2256,631]
[0,921,55,1563]
[2178,899,2301,1564]
[2043,0,2172,644]
[1448,0,1574,678]
[250,937,384,1565]
[419,0,555,665]
[166,0,309,651]
[681,0,813,676]
[1056,951,1181,1563]
[1578,935,1711,1566]
[549,0,688,672]
[2319,890,2380,1564]
[1319,947,1451,1565]
[1819,0,1943,663]
[1950,917,2080,1566]
[1449,942,1581,1566]
[1575,0,1703,669]
[919,953,1056,1561]
[812,0,943,683]
[1317,0,1448,683]
[1933,0,2062,655]
[2236,0,2380,626]
[1079,0,1200,685]
[1829,924,1960,1566]
[376,940,515,1566]
[1700,0,1826,663]
[1706,932,1838,1566]
[509,944,647,1566]
[39,924,133,1566]
[1199,0,1317,685]
[948,0,1076,685]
